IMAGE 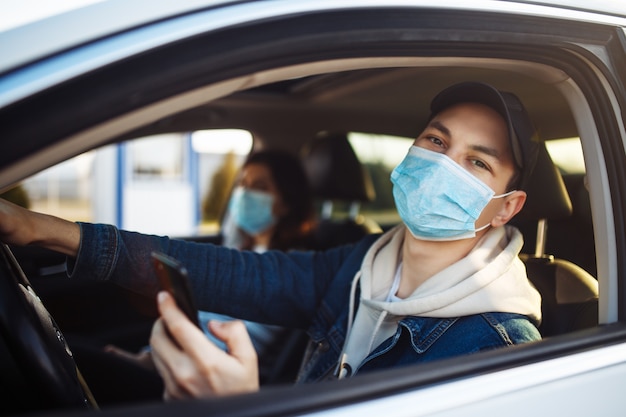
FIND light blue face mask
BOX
[391,146,515,241]
[229,186,277,235]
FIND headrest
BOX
[515,141,572,221]
[301,133,375,202]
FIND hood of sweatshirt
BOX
[337,224,541,378]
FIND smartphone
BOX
[151,251,200,328]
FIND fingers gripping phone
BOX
[151,251,201,328]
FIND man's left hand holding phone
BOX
[148,252,260,400]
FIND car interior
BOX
[0,55,604,414]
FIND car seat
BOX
[513,142,598,337]
[259,134,382,384]
[301,132,381,249]
[549,173,597,277]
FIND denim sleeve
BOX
[67,222,355,328]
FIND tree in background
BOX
[202,151,240,222]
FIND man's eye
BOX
[472,159,489,170]
[428,136,444,147]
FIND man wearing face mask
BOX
[0,82,542,398]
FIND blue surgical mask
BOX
[229,186,277,235]
[390,146,514,241]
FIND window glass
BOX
[545,137,585,174]
[347,132,414,226]
[128,134,185,181]
[15,129,253,236]
[192,129,253,233]
[15,152,96,222]
[16,133,581,236]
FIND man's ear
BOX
[491,190,527,227]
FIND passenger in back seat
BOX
[195,149,316,383]
[0,81,543,400]
[106,149,317,389]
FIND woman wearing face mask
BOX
[97,150,316,401]
[223,150,316,253]
[0,82,543,399]
[196,150,316,381]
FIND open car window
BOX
[13,129,254,237]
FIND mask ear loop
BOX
[493,190,517,199]
[474,190,517,232]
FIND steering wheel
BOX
[0,243,97,411]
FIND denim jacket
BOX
[70,223,541,383]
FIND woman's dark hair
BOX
[240,150,315,250]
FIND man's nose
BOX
[442,149,463,166]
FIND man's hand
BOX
[150,291,259,400]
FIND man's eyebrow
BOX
[427,120,451,137]
[470,144,500,159]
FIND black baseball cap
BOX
[429,82,539,190]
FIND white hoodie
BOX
[338,224,542,377]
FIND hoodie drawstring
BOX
[367,310,388,356]
[335,270,362,379]
[346,270,361,339]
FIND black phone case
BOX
[151,251,200,328]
